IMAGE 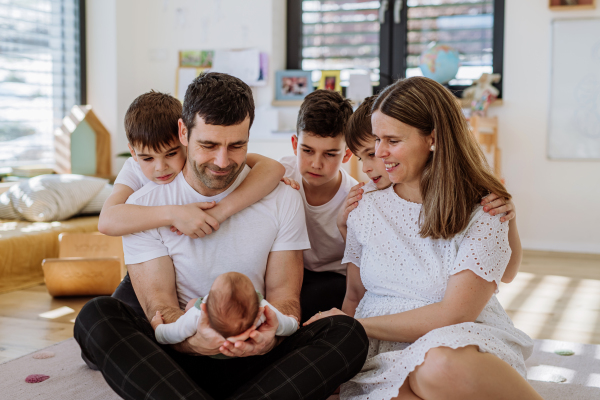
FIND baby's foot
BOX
[151,311,164,330]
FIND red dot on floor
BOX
[25,374,50,383]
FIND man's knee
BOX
[325,315,369,373]
[74,296,124,342]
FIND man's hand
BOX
[481,193,516,223]
[179,303,226,356]
[337,182,365,233]
[303,307,347,326]
[168,202,220,238]
[219,305,279,357]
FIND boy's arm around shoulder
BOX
[98,184,171,236]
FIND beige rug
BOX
[1,338,599,399]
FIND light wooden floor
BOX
[0,251,599,364]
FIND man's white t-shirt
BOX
[122,166,311,309]
[279,156,358,275]
[114,157,150,191]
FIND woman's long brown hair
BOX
[372,77,510,240]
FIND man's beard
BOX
[189,158,245,191]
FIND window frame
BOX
[286,0,505,98]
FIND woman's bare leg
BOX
[391,378,423,400]
[408,346,543,400]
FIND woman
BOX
[306,77,542,400]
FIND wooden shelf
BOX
[460,98,503,108]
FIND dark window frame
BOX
[286,0,504,98]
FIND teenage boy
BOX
[339,95,523,284]
[279,89,356,322]
[99,90,285,317]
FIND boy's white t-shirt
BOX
[114,157,150,191]
[279,156,358,275]
[122,166,311,309]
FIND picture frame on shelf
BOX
[549,0,596,10]
[318,70,342,93]
[275,70,314,102]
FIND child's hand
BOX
[481,193,516,223]
[281,176,300,190]
[336,182,365,230]
[151,311,164,330]
[169,202,220,239]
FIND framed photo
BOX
[318,70,342,93]
[179,51,201,67]
[275,70,314,101]
[549,0,596,10]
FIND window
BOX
[0,0,84,168]
[287,0,504,95]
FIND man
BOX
[74,73,368,400]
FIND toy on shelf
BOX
[42,232,124,297]
[54,105,112,178]
[462,73,501,117]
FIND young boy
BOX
[279,90,355,322]
[99,90,285,239]
[339,95,523,283]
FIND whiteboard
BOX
[548,18,600,159]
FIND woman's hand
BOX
[481,193,516,223]
[303,308,348,326]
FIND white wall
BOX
[86,0,600,254]
[490,1,600,254]
[86,0,296,174]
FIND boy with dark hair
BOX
[279,89,357,322]
[98,90,285,240]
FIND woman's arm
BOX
[357,270,496,343]
[207,153,286,223]
[341,263,367,317]
[481,196,522,283]
[502,216,522,283]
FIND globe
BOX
[419,44,460,84]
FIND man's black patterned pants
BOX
[74,296,368,400]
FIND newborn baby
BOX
[151,271,299,345]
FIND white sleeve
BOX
[450,209,512,293]
[114,158,149,192]
[261,299,299,336]
[155,307,201,345]
[341,200,366,268]
[271,186,311,252]
[122,228,170,265]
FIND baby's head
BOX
[206,272,259,338]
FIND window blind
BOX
[0,0,81,168]
[301,0,381,85]
[405,0,494,85]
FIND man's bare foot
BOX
[151,311,164,330]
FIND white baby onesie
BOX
[155,295,298,345]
